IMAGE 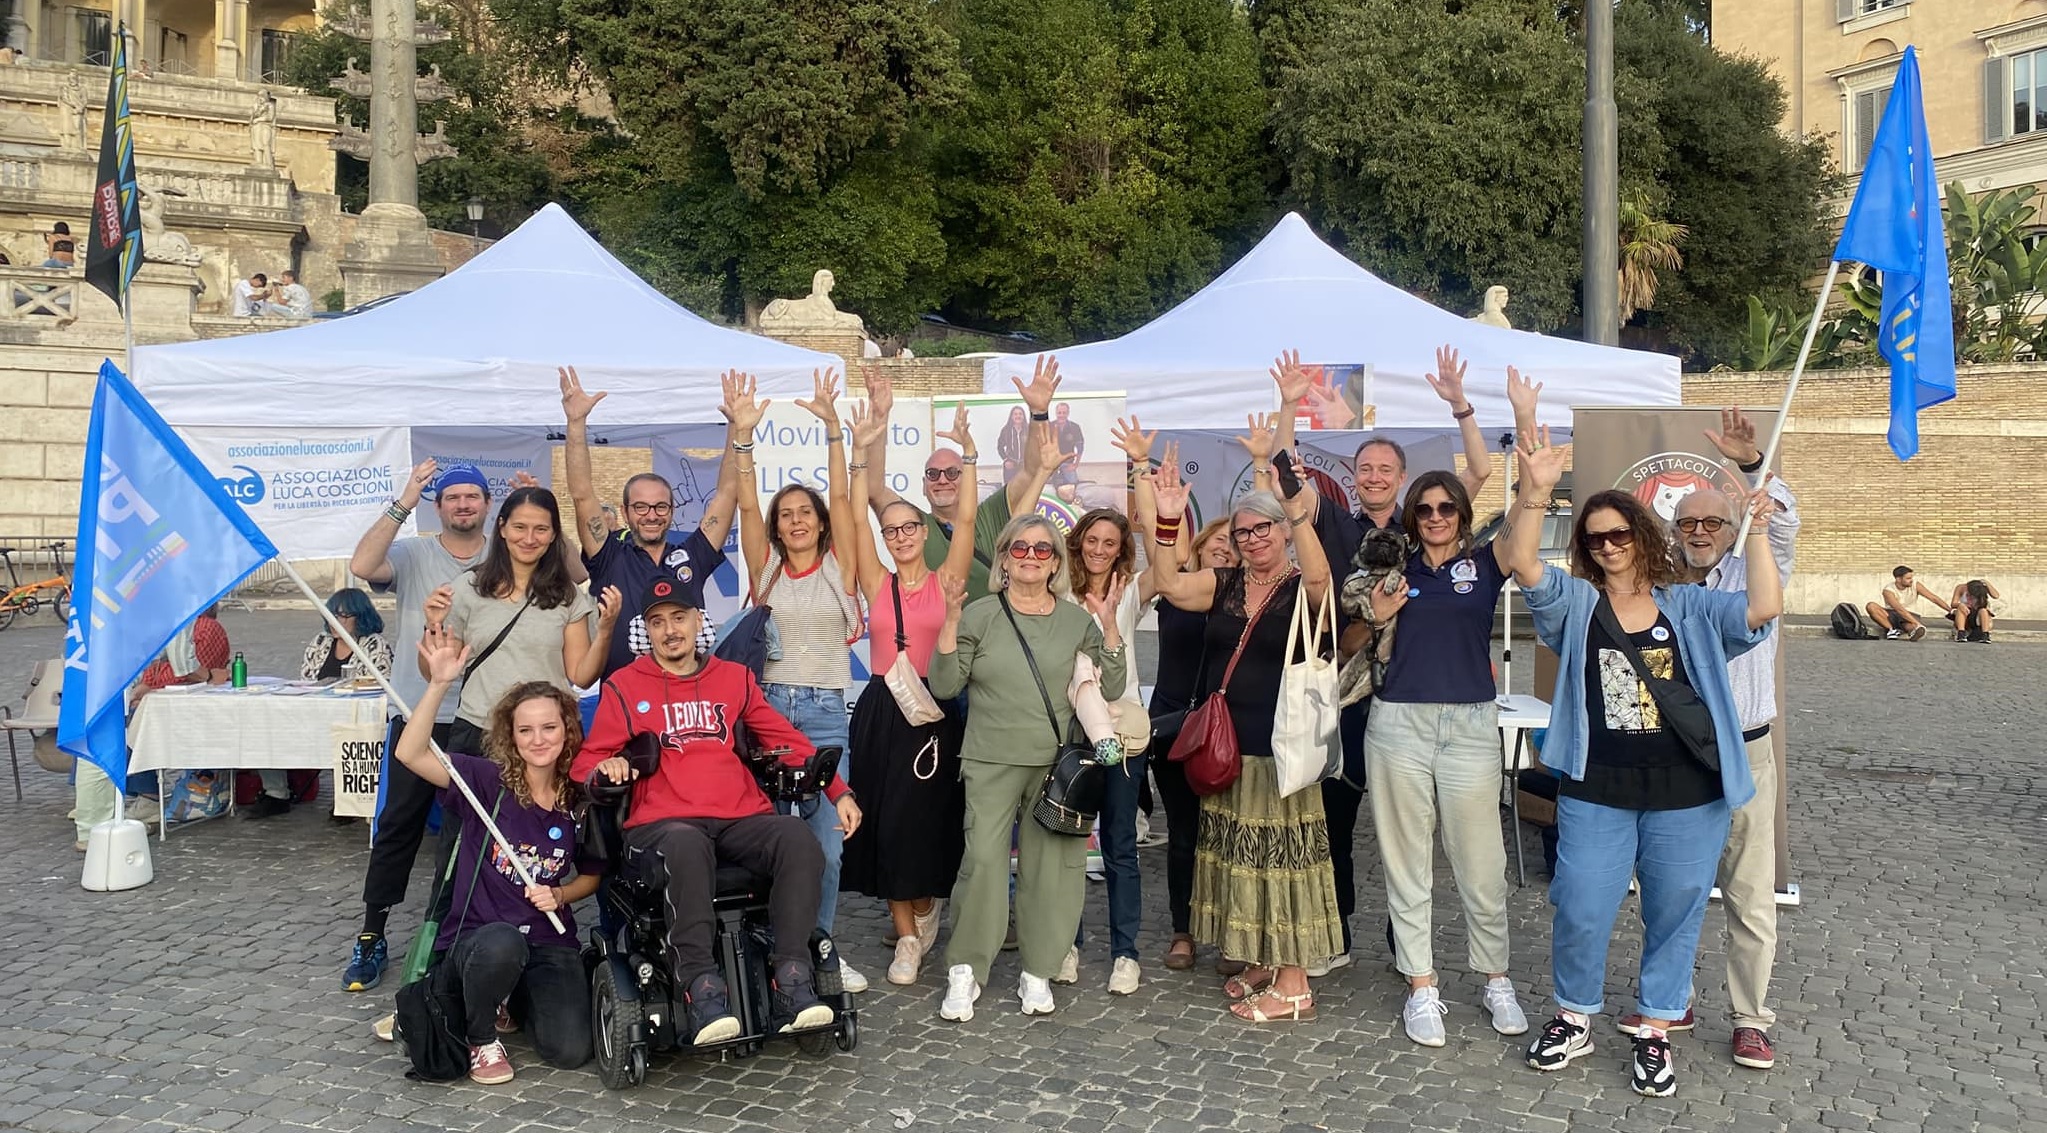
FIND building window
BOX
[1849,85,1890,172]
[259,29,298,83]
[70,7,110,65]
[159,28,190,74]
[1836,0,1905,22]
[2012,48,2047,137]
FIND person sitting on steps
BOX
[1866,565,1949,641]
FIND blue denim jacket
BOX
[1520,564,1769,809]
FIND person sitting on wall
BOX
[1949,579,1999,644]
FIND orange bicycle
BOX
[0,542,71,631]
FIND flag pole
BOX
[1733,259,1840,544]
[273,558,567,934]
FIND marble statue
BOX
[57,71,86,152]
[1471,285,1511,329]
[759,269,866,333]
[137,183,203,266]
[250,94,278,170]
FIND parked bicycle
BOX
[0,542,71,631]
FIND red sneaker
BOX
[1732,1026,1776,1069]
[468,1040,514,1085]
[1616,1008,1695,1035]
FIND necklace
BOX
[1246,565,1291,587]
[1008,589,1055,614]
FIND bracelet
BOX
[1287,513,1309,527]
[961,453,979,464]
[1520,500,1548,511]
[731,441,755,453]
[1452,405,1476,421]
[1030,411,1049,422]
[1738,454,1765,474]
[825,431,843,444]
[385,503,412,524]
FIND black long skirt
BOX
[840,675,966,902]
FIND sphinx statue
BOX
[759,269,866,334]
[1471,285,1512,329]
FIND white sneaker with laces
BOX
[887,937,923,986]
[1483,977,1530,1035]
[1053,945,1080,985]
[1403,985,1449,1047]
[911,899,944,952]
[1018,972,1056,1015]
[939,964,981,1022]
[1108,956,1141,995]
[839,959,869,994]
[1304,953,1353,978]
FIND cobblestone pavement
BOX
[0,613,2041,1133]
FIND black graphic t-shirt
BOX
[1561,611,1723,811]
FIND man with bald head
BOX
[1648,408,1799,1073]
[862,358,1062,600]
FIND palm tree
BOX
[1618,193,1688,323]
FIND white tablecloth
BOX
[129,686,388,773]
[1496,693,1552,773]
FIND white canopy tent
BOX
[982,211,1680,432]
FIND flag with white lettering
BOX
[84,25,142,307]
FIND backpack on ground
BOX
[1830,602,1870,640]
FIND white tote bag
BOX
[1273,583,1342,798]
[330,702,388,818]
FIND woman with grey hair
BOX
[1146,436,1343,1024]
[929,513,1128,1022]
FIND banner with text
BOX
[945,391,1125,531]
[178,426,411,560]
[408,427,555,533]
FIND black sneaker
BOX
[1526,1013,1594,1071]
[772,959,835,1033]
[1632,1033,1678,1097]
[241,794,291,820]
[684,972,742,1046]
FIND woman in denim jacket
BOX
[1499,430,1782,1099]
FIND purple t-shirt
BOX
[434,753,599,951]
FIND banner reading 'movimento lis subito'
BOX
[179,427,411,559]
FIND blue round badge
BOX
[636,700,651,714]
[1408,587,1421,598]
[548,826,563,841]
[1650,626,1671,643]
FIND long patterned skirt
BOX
[1189,756,1345,968]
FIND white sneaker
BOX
[1053,945,1080,985]
[839,959,869,994]
[939,964,981,1022]
[1108,956,1141,996]
[887,937,923,986]
[1483,977,1530,1035]
[125,799,161,829]
[1403,985,1449,1047]
[371,1013,396,1042]
[1134,812,1167,848]
[1305,953,1354,978]
[1018,972,1055,1015]
[911,899,944,952]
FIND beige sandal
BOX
[1232,990,1316,1023]
[1222,966,1275,1001]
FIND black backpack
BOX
[1830,602,1870,640]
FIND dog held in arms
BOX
[1337,528,1407,705]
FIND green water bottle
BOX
[229,652,248,689]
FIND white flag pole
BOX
[275,559,566,934]
[1732,259,1840,543]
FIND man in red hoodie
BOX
[574,578,863,1043]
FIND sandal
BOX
[1222,966,1275,1001]
[1231,990,1317,1023]
[1163,934,1196,971]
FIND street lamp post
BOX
[466,195,483,240]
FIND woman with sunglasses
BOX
[839,401,979,987]
[732,369,870,992]
[1503,431,1780,1097]
[1145,430,1342,1025]
[929,514,1127,1022]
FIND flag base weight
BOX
[81,818,154,892]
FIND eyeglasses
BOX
[1230,520,1277,544]
[1007,541,1057,561]
[1675,516,1728,534]
[626,501,673,517]
[1412,501,1460,521]
[880,522,922,540]
[924,467,963,483]
[1580,527,1636,551]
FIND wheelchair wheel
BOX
[591,960,647,1090]
[836,1012,859,1052]
[794,1028,834,1058]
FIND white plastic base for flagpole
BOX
[81,818,154,892]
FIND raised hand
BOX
[1302,380,1356,428]
[1084,571,1126,626]
[720,369,768,433]
[1742,475,1778,527]
[940,573,967,620]
[1112,416,1155,464]
[1236,412,1278,462]
[850,400,887,453]
[1506,365,1543,423]
[509,470,540,491]
[422,583,453,629]
[559,365,607,423]
[1038,421,1061,471]
[863,363,895,418]
[1704,406,1762,466]
[399,458,438,508]
[1515,426,1570,494]
[1270,349,1310,406]
[1013,354,1062,415]
[795,368,842,426]
[595,585,623,625]
[1424,345,1468,407]
[936,401,973,449]
[1152,457,1191,520]
[417,622,469,684]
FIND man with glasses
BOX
[1655,407,1799,1072]
[562,366,742,676]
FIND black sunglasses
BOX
[924,467,964,482]
[1580,527,1636,551]
[1412,501,1460,521]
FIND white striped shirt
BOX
[1701,477,1799,731]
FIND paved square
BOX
[0,613,2040,1132]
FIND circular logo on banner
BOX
[1650,625,1671,642]
[635,700,651,714]
[1454,581,1475,595]
[1615,451,1747,523]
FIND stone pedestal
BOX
[339,202,443,305]
[128,262,202,336]
[760,328,866,368]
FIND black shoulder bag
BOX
[1592,595,1720,772]
[394,795,501,1081]
[463,596,536,682]
[996,596,1103,837]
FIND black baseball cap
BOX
[639,577,701,617]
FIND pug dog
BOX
[1337,527,1408,705]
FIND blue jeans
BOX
[763,683,850,933]
[1550,795,1731,1020]
[1091,753,1146,961]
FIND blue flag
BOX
[58,361,278,792]
[1832,46,1955,461]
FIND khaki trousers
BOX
[944,759,1087,987]
[1716,732,1780,1030]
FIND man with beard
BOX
[341,460,494,991]
[1643,407,1799,1072]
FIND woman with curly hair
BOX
[390,624,604,1085]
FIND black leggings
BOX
[1149,754,1200,936]
[437,924,591,1066]
[361,718,456,917]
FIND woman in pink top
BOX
[842,399,982,986]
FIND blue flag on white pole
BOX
[58,360,278,792]
[1831,45,1956,461]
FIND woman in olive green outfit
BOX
[929,513,1128,1022]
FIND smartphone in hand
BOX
[1273,449,1304,499]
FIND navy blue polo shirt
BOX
[1375,545,1508,705]
[586,529,722,677]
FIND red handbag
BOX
[1166,571,1292,796]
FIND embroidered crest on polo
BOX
[1454,581,1475,595]
[1450,559,1479,583]
[1650,626,1671,642]
[665,548,690,569]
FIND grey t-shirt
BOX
[444,578,597,726]
[380,536,485,723]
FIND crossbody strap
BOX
[1216,569,1292,694]
[997,594,1067,746]
[1593,592,1674,694]
[463,596,535,681]
[890,572,910,653]
[446,793,504,941]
